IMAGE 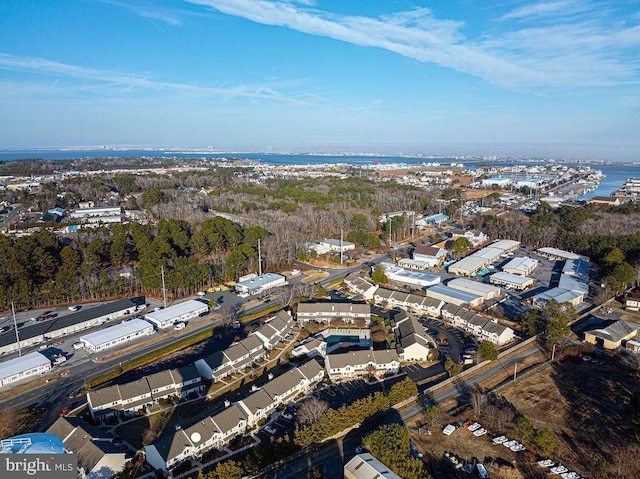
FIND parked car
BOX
[264,426,277,435]
[282,412,293,421]
[174,322,186,331]
[59,406,70,417]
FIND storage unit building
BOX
[80,319,154,352]
[447,278,501,300]
[0,351,51,387]
[489,272,534,290]
[145,300,209,329]
[426,284,484,307]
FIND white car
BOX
[264,425,277,435]
[174,322,186,330]
[68,305,80,311]
[282,412,293,421]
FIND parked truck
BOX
[51,354,67,366]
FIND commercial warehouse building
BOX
[448,239,521,276]
[489,272,534,290]
[537,247,588,261]
[447,277,501,300]
[0,297,145,355]
[80,319,154,352]
[145,300,208,329]
[234,273,287,295]
[379,262,441,288]
[0,351,51,388]
[502,257,539,276]
[426,284,484,307]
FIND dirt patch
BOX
[500,358,640,475]
[301,271,330,283]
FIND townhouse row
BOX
[441,305,515,346]
[87,365,203,420]
[145,360,324,474]
[196,310,295,382]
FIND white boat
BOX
[560,473,580,479]
[510,443,526,452]
[442,424,456,436]
[493,435,508,444]
[468,422,482,432]
[473,428,487,437]
[550,465,568,474]
[537,459,554,467]
[503,440,517,448]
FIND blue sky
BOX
[1,0,639,159]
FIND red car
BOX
[59,407,70,417]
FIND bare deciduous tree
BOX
[470,388,488,419]
[296,397,329,426]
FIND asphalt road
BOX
[0,254,393,430]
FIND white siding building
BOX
[502,257,539,276]
[235,273,287,294]
[0,351,51,388]
[80,319,154,352]
[325,350,400,380]
[489,272,534,290]
[447,278,501,300]
[144,300,208,329]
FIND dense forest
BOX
[1,159,639,311]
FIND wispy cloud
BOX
[184,0,640,88]
[0,53,324,104]
[498,0,591,21]
[93,0,184,26]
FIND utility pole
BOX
[11,302,21,357]
[258,238,263,276]
[388,217,391,245]
[513,362,518,382]
[551,343,556,362]
[340,229,343,265]
[161,265,167,308]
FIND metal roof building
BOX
[235,273,287,294]
[0,351,51,387]
[0,297,145,355]
[502,257,539,276]
[447,277,501,300]
[145,299,208,329]
[344,453,403,479]
[489,272,534,290]
[426,284,484,307]
[80,319,154,352]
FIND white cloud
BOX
[183,0,640,88]
[0,53,323,104]
[498,0,590,21]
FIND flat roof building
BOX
[0,351,51,388]
[145,299,208,329]
[502,257,539,276]
[537,247,588,261]
[80,319,154,353]
[0,297,145,355]
[235,273,287,294]
[426,284,483,307]
[489,272,534,290]
[447,277,501,300]
[380,262,441,288]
